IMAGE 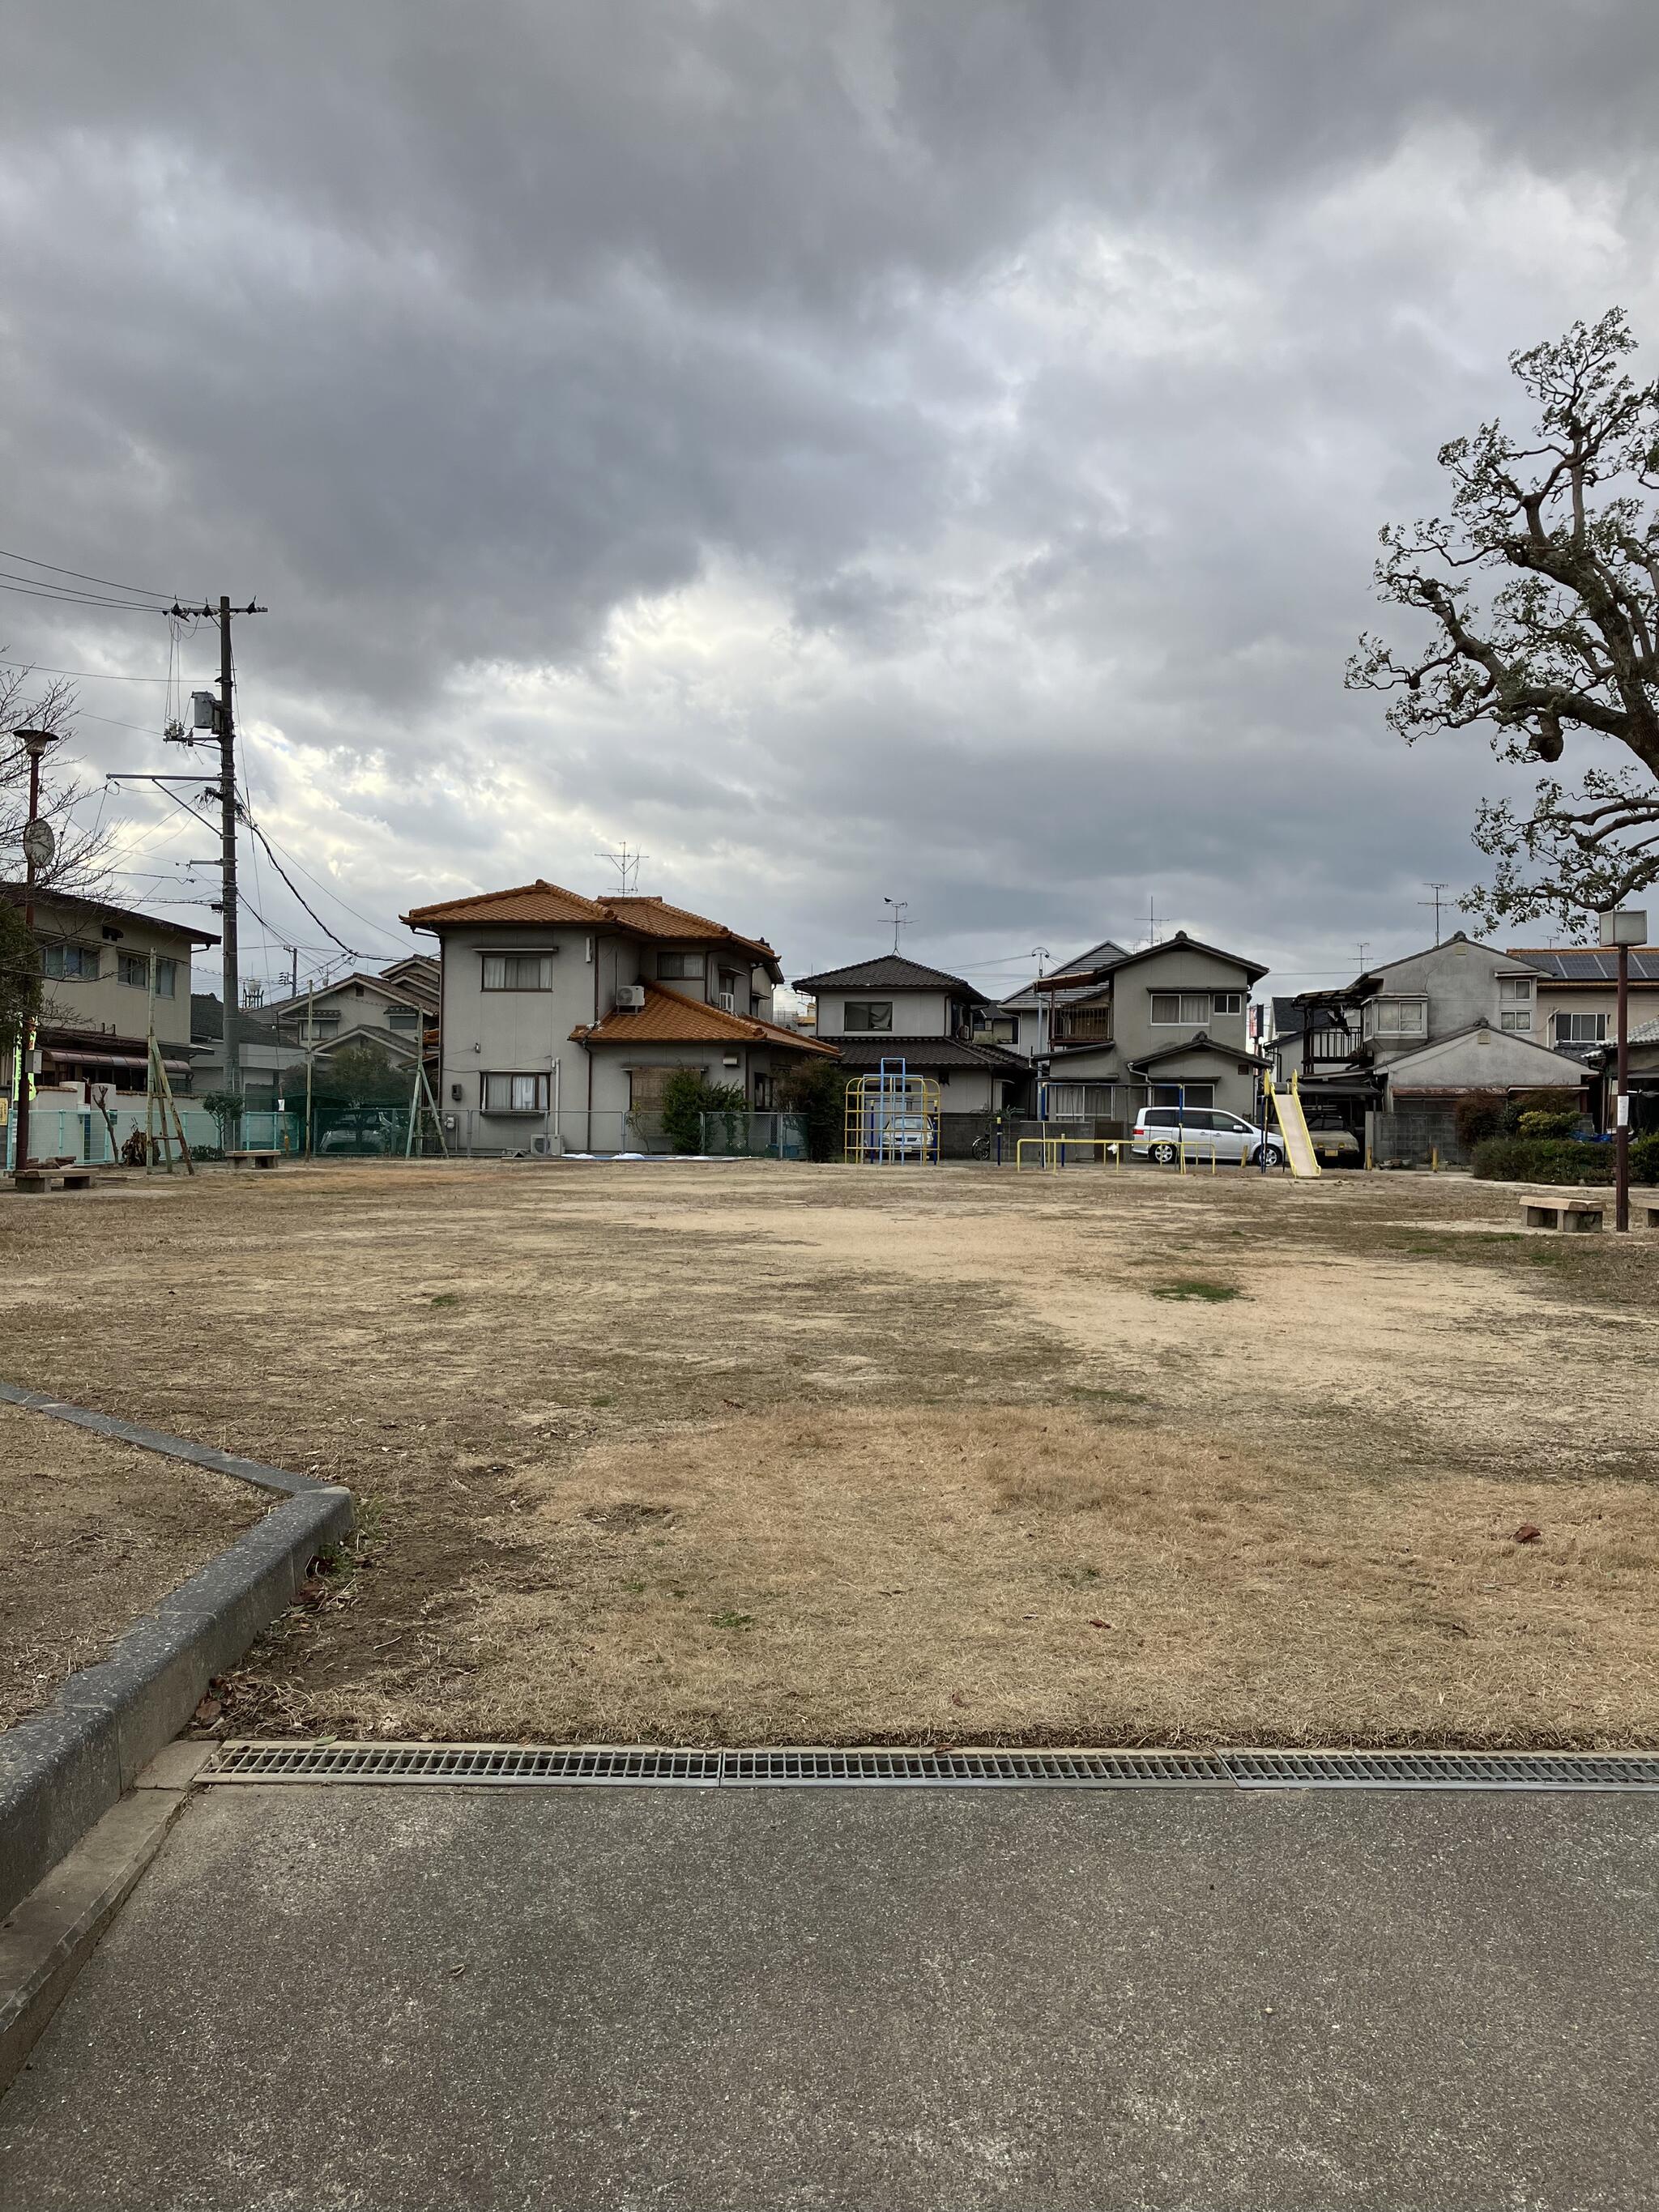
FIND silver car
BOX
[1131,1105,1284,1168]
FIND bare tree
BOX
[0,661,110,893]
[1349,309,1659,935]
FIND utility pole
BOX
[10,729,58,1176]
[178,595,266,1107]
[215,597,241,1102]
[1602,907,1648,1234]
[1418,883,1451,944]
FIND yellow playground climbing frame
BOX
[844,1059,941,1166]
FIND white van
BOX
[1131,1105,1283,1168]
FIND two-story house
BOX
[191,956,441,1105]
[989,939,1130,1061]
[1294,932,1585,1161]
[791,954,1027,1111]
[1,884,217,1109]
[1503,944,1659,1059]
[1030,931,1270,1127]
[403,879,836,1152]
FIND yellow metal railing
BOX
[1015,1136,1124,1173]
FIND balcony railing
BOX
[1306,1025,1359,1063]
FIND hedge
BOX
[1472,1134,1659,1185]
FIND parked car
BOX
[1131,1105,1284,1168]
[1302,1111,1362,1166]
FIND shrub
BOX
[1453,1091,1506,1152]
[1516,1110,1579,1139]
[1499,1088,1580,1136]
[659,1070,747,1153]
[1631,1133,1659,1185]
[775,1060,850,1162]
[1470,1136,1612,1185]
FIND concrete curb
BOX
[0,1746,214,2094]
[0,1453,352,1923]
[0,1379,328,1498]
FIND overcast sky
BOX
[3,1,1658,1004]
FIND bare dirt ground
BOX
[0,1397,263,1729]
[0,1157,1654,1747]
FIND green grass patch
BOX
[1149,1279,1242,1304]
[710,1610,754,1630]
[429,1291,460,1309]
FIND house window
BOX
[843,1001,893,1032]
[1499,978,1533,1032]
[153,957,177,999]
[658,951,704,982]
[1211,992,1243,1016]
[752,1074,774,1110]
[628,1065,686,1110]
[117,951,150,989]
[41,943,100,981]
[1150,1081,1215,1107]
[1371,999,1427,1037]
[481,952,553,991]
[1149,994,1213,1025]
[387,1007,421,1030]
[1056,1006,1112,1042]
[482,1071,548,1113]
[1555,1011,1608,1044]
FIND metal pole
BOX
[217,596,241,1110]
[12,739,45,1175]
[1615,940,1630,1234]
[304,978,315,1158]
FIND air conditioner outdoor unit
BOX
[615,984,646,1010]
[530,1133,561,1157]
[718,991,736,1012]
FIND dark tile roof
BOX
[792,954,989,1001]
[2,880,219,945]
[832,1034,1026,1072]
[1039,930,1269,992]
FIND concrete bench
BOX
[1523,1199,1604,1233]
[1641,1204,1659,1232]
[10,1167,101,1194]
[226,1150,280,1172]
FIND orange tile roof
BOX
[599,894,778,965]
[402,879,612,927]
[573,982,838,1055]
[401,883,779,970]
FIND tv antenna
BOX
[883,897,911,953]
[1418,882,1452,944]
[595,842,647,895]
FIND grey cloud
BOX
[2,1,1657,994]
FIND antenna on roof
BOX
[1357,940,1371,970]
[595,842,647,895]
[882,897,911,954]
[1418,882,1452,944]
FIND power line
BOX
[0,544,183,600]
[0,575,177,614]
[0,658,181,682]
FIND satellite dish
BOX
[22,820,55,869]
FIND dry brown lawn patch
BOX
[0,1160,1654,1746]
[0,1399,264,1730]
[272,1403,1657,1750]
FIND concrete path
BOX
[2,1784,1656,2209]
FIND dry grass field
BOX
[0,1397,262,1728]
[2,1156,1656,1747]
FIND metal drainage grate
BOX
[210,1742,725,1786]
[206,1742,1659,1792]
[719,1748,1230,1787]
[1224,1750,1659,1792]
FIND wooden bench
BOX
[226,1149,281,1172]
[1523,1199,1604,1232]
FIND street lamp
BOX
[9,728,58,1178]
[1600,906,1648,1234]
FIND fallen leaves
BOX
[1515,1524,1543,1545]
